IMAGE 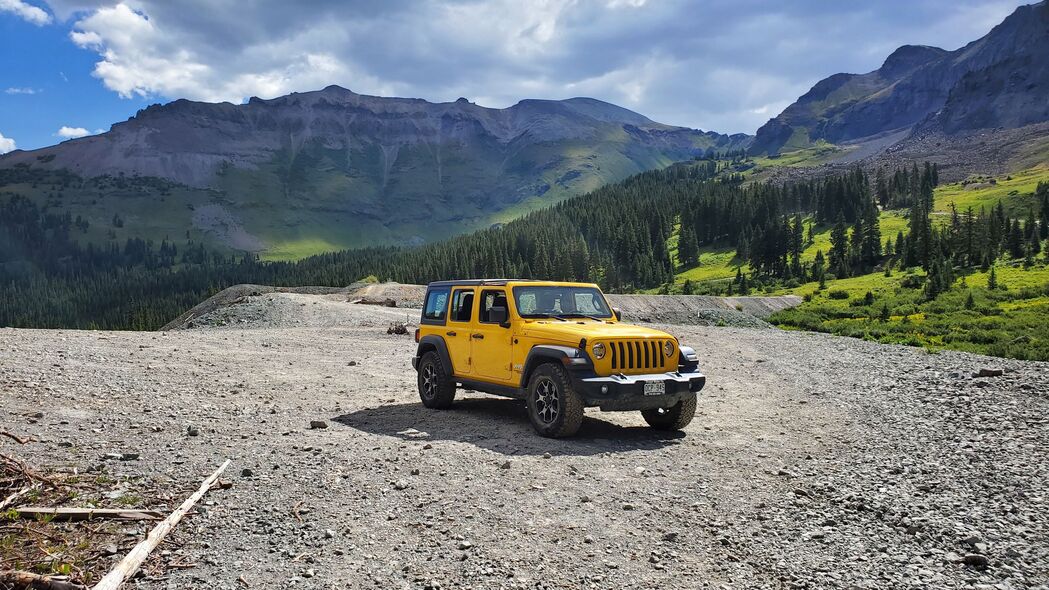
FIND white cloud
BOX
[56,126,90,138]
[48,0,1034,134]
[0,0,51,25]
[0,132,16,154]
[5,87,40,95]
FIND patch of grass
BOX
[112,494,143,507]
[770,264,1049,361]
[934,165,1049,216]
[259,237,354,261]
[750,141,843,169]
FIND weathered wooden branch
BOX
[10,508,163,522]
[90,459,231,590]
[0,484,38,512]
[0,431,32,445]
[0,453,59,487]
[0,570,87,590]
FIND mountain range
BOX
[0,88,748,257]
[2,1,1048,259]
[750,0,1049,155]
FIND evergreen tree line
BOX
[2,162,1047,330]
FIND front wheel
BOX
[417,351,455,409]
[526,363,584,438]
[641,394,697,430]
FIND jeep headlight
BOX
[663,340,675,357]
[592,342,606,359]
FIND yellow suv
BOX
[412,280,705,437]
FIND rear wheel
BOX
[417,351,455,409]
[641,394,697,430]
[526,363,584,438]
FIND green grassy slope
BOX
[3,125,730,262]
[667,164,1049,359]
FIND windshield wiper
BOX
[526,313,568,321]
[559,313,608,322]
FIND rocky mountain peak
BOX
[878,45,946,79]
[751,1,1049,155]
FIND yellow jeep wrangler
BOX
[412,280,706,437]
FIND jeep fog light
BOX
[592,342,606,359]
[663,340,675,356]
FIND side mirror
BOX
[612,307,622,321]
[490,306,510,327]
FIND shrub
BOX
[901,275,925,289]
[828,289,849,300]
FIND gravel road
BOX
[1,294,1046,589]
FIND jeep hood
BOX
[519,321,674,344]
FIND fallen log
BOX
[90,459,231,590]
[10,508,163,521]
[0,571,87,590]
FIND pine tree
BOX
[811,250,826,284]
[1006,219,1025,258]
[829,212,849,277]
[1038,181,1049,239]
[677,220,699,268]
[875,168,888,208]
[988,266,998,290]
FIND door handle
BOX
[471,333,484,340]
[446,331,457,337]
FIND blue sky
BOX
[0,0,1032,153]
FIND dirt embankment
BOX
[163,282,801,331]
[1,298,1046,589]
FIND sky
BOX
[0,0,1032,153]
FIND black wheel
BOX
[526,363,584,438]
[641,394,697,430]
[417,351,455,409]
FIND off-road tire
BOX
[417,351,456,409]
[641,394,697,430]
[526,363,584,438]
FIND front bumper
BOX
[572,369,705,411]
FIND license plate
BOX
[643,381,665,396]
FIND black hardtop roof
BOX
[425,279,540,288]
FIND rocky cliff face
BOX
[751,1,1049,155]
[0,87,750,253]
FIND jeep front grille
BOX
[609,339,669,371]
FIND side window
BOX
[479,289,508,323]
[450,289,474,323]
[422,288,450,323]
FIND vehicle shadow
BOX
[333,397,686,457]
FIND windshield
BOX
[512,285,613,319]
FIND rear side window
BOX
[450,289,474,322]
[479,289,509,323]
[422,288,450,324]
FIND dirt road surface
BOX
[1,295,1046,589]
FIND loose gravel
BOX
[1,294,1046,589]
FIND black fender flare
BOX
[416,335,454,375]
[520,345,589,388]
[678,345,700,372]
